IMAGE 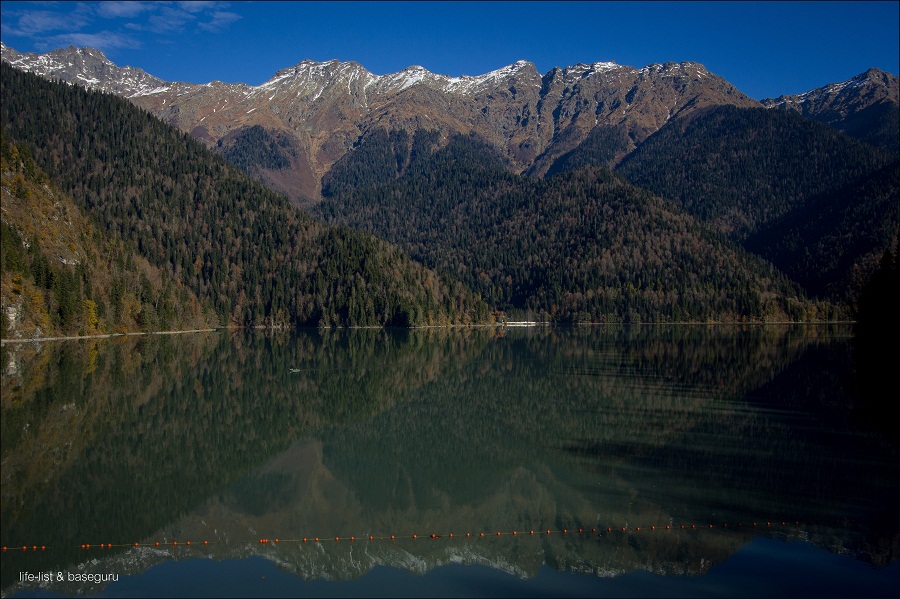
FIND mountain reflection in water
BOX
[1,325,897,597]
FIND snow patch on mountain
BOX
[764,72,877,107]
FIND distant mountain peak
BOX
[1,42,170,97]
[762,67,899,107]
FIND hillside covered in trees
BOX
[1,65,490,333]
[315,130,830,323]
[1,129,212,338]
[4,60,891,333]
[614,105,898,305]
[616,106,894,239]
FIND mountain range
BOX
[1,42,897,332]
[6,43,895,204]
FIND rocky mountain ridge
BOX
[4,43,895,203]
[761,67,898,114]
[1,43,761,203]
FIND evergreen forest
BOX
[1,64,489,336]
[315,129,836,323]
[2,61,896,336]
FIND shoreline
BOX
[0,321,857,345]
[0,328,219,345]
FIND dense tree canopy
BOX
[1,64,488,329]
[316,129,828,323]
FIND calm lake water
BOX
[1,325,897,598]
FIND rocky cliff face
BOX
[0,43,770,203]
[1,43,176,97]
[761,68,898,120]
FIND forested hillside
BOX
[743,159,899,303]
[1,64,489,330]
[316,130,830,323]
[1,130,211,338]
[614,105,898,303]
[616,105,893,240]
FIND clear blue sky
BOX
[1,1,898,99]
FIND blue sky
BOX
[1,1,898,99]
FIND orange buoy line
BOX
[1,521,804,555]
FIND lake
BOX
[1,325,897,598]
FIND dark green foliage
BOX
[545,124,632,177]
[321,128,488,198]
[772,98,900,156]
[744,159,899,302]
[0,220,26,275]
[322,128,419,197]
[1,131,209,336]
[317,131,822,323]
[218,124,292,173]
[616,105,893,241]
[51,266,80,330]
[833,100,900,156]
[1,64,484,328]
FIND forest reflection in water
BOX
[1,324,897,596]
